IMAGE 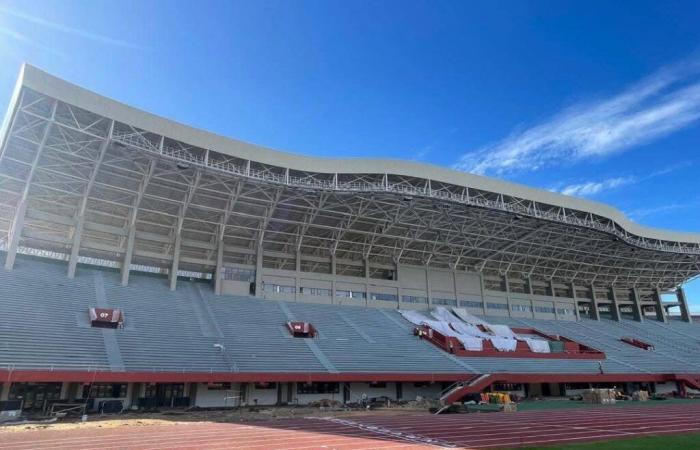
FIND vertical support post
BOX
[479,273,488,316]
[425,264,432,308]
[214,239,224,295]
[364,257,370,306]
[169,219,183,291]
[330,253,336,304]
[294,250,301,302]
[255,243,263,297]
[122,161,155,286]
[396,260,403,308]
[0,382,10,401]
[676,287,692,323]
[5,99,57,270]
[653,287,668,323]
[68,120,114,278]
[504,275,512,317]
[550,279,559,320]
[609,286,621,321]
[570,282,580,320]
[630,288,644,322]
[589,284,601,321]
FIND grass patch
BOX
[522,432,700,449]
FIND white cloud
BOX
[557,176,634,197]
[454,58,700,175]
[0,5,146,50]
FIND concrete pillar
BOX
[653,287,668,323]
[330,253,336,304]
[676,287,692,323]
[169,230,182,291]
[630,288,644,322]
[479,273,488,316]
[609,287,621,322]
[589,284,601,321]
[396,262,404,307]
[425,265,432,307]
[294,251,301,302]
[504,275,512,316]
[364,257,370,306]
[0,382,10,401]
[214,240,224,295]
[121,226,136,286]
[550,280,559,320]
[571,282,581,321]
[451,269,459,309]
[255,243,263,298]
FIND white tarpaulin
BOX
[524,337,551,353]
[398,310,432,326]
[450,320,490,339]
[487,324,518,339]
[451,308,489,326]
[490,336,518,352]
[430,306,457,323]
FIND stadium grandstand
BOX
[1,63,700,413]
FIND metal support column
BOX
[677,287,692,323]
[5,99,57,270]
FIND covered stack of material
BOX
[633,390,649,401]
[582,389,617,404]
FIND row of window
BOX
[486,302,509,310]
[534,306,556,314]
[432,298,458,306]
[221,267,255,282]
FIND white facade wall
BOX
[193,383,243,407]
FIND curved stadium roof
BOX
[0,64,698,290]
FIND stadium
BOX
[1,64,700,447]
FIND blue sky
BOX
[0,0,699,308]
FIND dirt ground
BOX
[0,402,432,434]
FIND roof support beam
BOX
[630,287,644,322]
[121,160,156,286]
[67,120,114,278]
[4,99,56,271]
[589,284,600,321]
[653,287,668,323]
[609,287,621,322]
[214,183,244,295]
[170,170,200,291]
[676,287,692,323]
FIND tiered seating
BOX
[284,302,470,373]
[0,257,110,371]
[2,254,700,378]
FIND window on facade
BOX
[83,383,127,399]
[487,302,508,310]
[222,267,255,282]
[511,304,532,312]
[254,382,277,390]
[402,295,427,304]
[301,287,331,296]
[370,293,397,302]
[460,300,483,309]
[207,382,232,390]
[557,308,573,315]
[534,306,556,314]
[266,284,295,294]
[297,382,339,395]
[413,381,431,387]
[369,382,387,388]
[432,298,457,306]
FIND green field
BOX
[522,433,700,449]
[514,397,700,411]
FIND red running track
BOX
[2,404,700,449]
